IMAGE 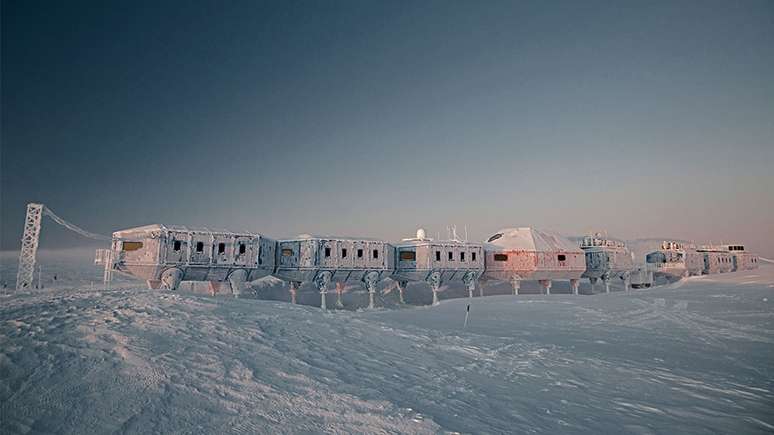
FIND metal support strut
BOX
[315,272,331,310]
[539,279,552,295]
[396,280,407,304]
[427,271,441,306]
[363,272,380,309]
[16,204,44,290]
[288,281,299,304]
[570,278,580,295]
[17,203,110,291]
[463,272,477,299]
[335,282,344,308]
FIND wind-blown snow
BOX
[1,257,773,434]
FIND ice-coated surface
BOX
[1,253,773,434]
[486,227,581,253]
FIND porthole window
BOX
[494,253,508,261]
[487,233,503,243]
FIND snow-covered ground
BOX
[1,254,773,434]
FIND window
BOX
[487,233,503,243]
[494,253,508,261]
[472,252,477,262]
[448,251,454,261]
[373,249,379,259]
[173,240,182,251]
[357,249,363,258]
[122,241,143,252]
[196,241,204,253]
[341,248,348,258]
[558,254,566,261]
[400,250,416,261]
[325,247,331,257]
[460,252,465,261]
[218,243,226,254]
[239,244,246,255]
[281,248,294,257]
[435,251,441,261]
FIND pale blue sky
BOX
[2,0,773,256]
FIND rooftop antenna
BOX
[464,225,468,242]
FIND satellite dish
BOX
[416,228,426,240]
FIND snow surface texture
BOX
[1,253,773,434]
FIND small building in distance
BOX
[579,233,635,293]
[697,245,734,274]
[721,244,759,271]
[645,241,704,279]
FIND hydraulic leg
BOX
[363,271,380,309]
[335,282,344,308]
[228,269,248,298]
[511,277,521,295]
[462,272,477,299]
[396,280,407,304]
[288,281,299,304]
[315,272,332,310]
[539,279,552,295]
[570,278,580,295]
[427,271,442,306]
[160,268,183,291]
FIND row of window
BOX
[728,245,745,251]
[172,240,246,255]
[323,247,380,260]
[399,250,479,262]
[494,253,567,262]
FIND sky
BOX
[2,0,773,257]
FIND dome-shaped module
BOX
[482,227,585,295]
[273,236,394,309]
[392,232,484,305]
[579,234,635,293]
[645,241,703,279]
[106,224,276,296]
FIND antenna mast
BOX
[16,203,110,291]
[16,203,44,290]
